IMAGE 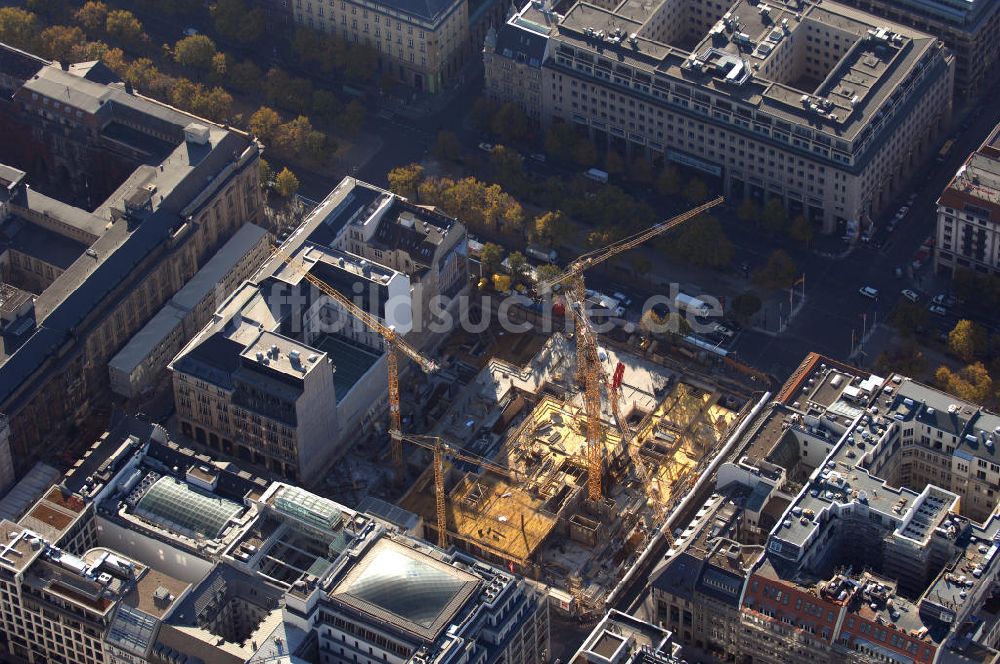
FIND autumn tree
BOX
[433,130,462,162]
[656,165,680,196]
[573,139,598,167]
[948,319,988,361]
[532,210,569,248]
[491,102,528,142]
[75,1,108,33]
[173,34,217,70]
[39,25,85,62]
[731,291,762,324]
[311,90,342,125]
[387,164,425,200]
[252,107,286,144]
[105,10,146,51]
[891,302,928,337]
[629,156,653,184]
[0,8,40,52]
[604,149,625,176]
[274,167,300,198]
[506,251,529,285]
[258,158,274,187]
[535,263,563,285]
[545,123,578,159]
[753,250,797,289]
[876,340,927,377]
[936,363,993,405]
[737,198,759,223]
[276,116,328,162]
[760,198,787,235]
[338,99,366,135]
[684,178,709,204]
[477,243,502,276]
[490,144,523,180]
[672,215,733,268]
[212,0,265,46]
[789,214,814,246]
[227,59,262,93]
[470,97,498,133]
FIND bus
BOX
[937,138,956,162]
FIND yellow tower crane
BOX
[538,196,724,502]
[398,433,519,549]
[270,243,438,475]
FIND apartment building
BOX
[108,223,271,399]
[291,0,469,92]
[833,0,999,95]
[647,488,765,660]
[934,120,1000,277]
[483,13,548,122]
[485,0,954,234]
[0,47,263,478]
[572,610,684,664]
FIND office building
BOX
[833,0,999,95]
[291,0,469,92]
[109,223,271,399]
[485,0,954,234]
[934,120,1000,277]
[572,609,683,664]
[0,45,263,477]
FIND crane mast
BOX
[269,243,437,476]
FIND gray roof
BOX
[5,221,88,270]
[495,20,548,68]
[378,0,461,23]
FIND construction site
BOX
[305,195,762,613]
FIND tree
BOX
[105,9,146,50]
[491,102,528,142]
[338,99,366,135]
[387,164,425,200]
[39,25,85,62]
[490,145,523,180]
[173,34,217,70]
[480,242,504,276]
[573,139,598,167]
[75,1,108,33]
[535,263,563,285]
[753,250,797,289]
[311,89,342,124]
[672,215,733,268]
[470,97,498,133]
[432,130,462,162]
[274,167,300,198]
[891,302,928,337]
[788,214,814,246]
[212,0,265,46]
[737,198,759,223]
[629,156,653,185]
[545,123,578,159]
[731,291,762,324]
[656,166,680,196]
[876,340,927,377]
[532,210,569,248]
[948,319,988,361]
[250,106,281,143]
[210,52,228,81]
[506,251,529,285]
[936,363,993,405]
[0,8,40,52]
[604,150,624,176]
[258,158,274,188]
[761,198,787,235]
[683,177,709,204]
[122,58,163,93]
[227,59,262,93]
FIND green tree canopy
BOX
[173,34,217,70]
[684,178,709,204]
[731,291,762,324]
[753,250,797,289]
[656,166,680,196]
[736,198,759,223]
[788,214,814,246]
[672,215,733,268]
[212,0,265,45]
[433,130,462,162]
[760,198,788,235]
[479,242,504,275]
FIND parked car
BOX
[183,27,199,36]
[859,286,879,299]
[530,153,547,163]
[932,294,959,307]
[477,142,495,152]
[928,304,948,316]
[906,193,917,205]
[612,291,633,308]
[901,289,920,303]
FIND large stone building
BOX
[0,44,263,478]
[934,120,1000,277]
[291,0,470,92]
[485,0,955,234]
[643,353,1000,664]
[0,419,550,664]
[170,177,465,483]
[833,0,999,96]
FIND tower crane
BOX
[398,433,519,549]
[539,196,724,502]
[270,243,438,476]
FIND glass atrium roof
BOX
[274,485,343,532]
[135,476,242,539]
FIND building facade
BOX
[934,120,1000,277]
[833,0,999,96]
[0,49,263,477]
[291,0,469,92]
[485,0,955,234]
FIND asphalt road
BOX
[730,92,1000,377]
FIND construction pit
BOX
[398,334,742,613]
